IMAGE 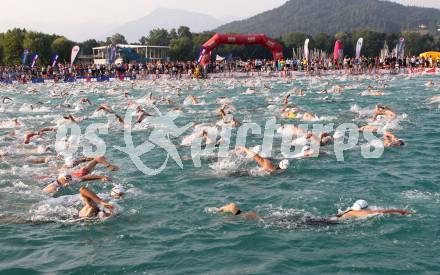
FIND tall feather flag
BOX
[197,48,206,64]
[70,45,80,66]
[107,45,117,64]
[334,40,344,61]
[22,49,30,65]
[51,54,59,67]
[397,37,405,59]
[30,53,39,68]
[355,38,364,60]
[304,38,310,62]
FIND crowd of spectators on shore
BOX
[1,55,439,83]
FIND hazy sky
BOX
[0,0,439,41]
[0,0,287,24]
[0,0,439,25]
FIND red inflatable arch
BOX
[199,33,284,65]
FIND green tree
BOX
[80,39,101,55]
[170,37,194,61]
[282,32,309,49]
[141,29,170,46]
[169,28,178,40]
[314,32,334,52]
[51,37,75,64]
[0,33,4,66]
[177,26,192,39]
[23,31,54,65]
[2,28,26,65]
[402,31,435,56]
[192,32,215,57]
[106,33,127,45]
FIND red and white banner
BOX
[70,45,80,66]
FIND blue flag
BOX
[51,54,59,67]
[107,46,117,64]
[22,49,30,65]
[30,53,39,68]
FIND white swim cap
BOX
[279,159,290,170]
[111,185,126,196]
[351,200,368,211]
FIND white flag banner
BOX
[70,45,80,66]
[356,37,364,60]
[304,38,310,61]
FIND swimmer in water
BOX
[372,104,396,120]
[335,200,413,220]
[218,203,262,220]
[0,118,21,128]
[383,130,405,148]
[200,130,224,147]
[62,115,77,123]
[23,127,57,144]
[78,185,125,219]
[306,131,333,146]
[79,98,93,105]
[216,200,412,225]
[135,106,153,124]
[43,156,118,194]
[1,96,13,104]
[0,185,126,223]
[236,146,289,174]
[280,94,300,119]
[283,93,291,106]
[95,104,124,124]
[219,106,240,127]
[301,112,318,121]
[188,95,198,105]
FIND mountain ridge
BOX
[109,8,225,42]
[215,0,440,37]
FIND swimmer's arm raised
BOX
[80,175,111,182]
[23,132,38,144]
[73,157,94,167]
[114,114,124,124]
[43,183,59,194]
[39,127,57,134]
[237,146,276,171]
[373,209,413,216]
[80,187,114,211]
[340,209,413,218]
[283,94,290,105]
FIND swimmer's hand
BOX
[235,146,253,156]
[100,201,115,212]
[101,176,111,182]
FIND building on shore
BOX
[92,44,170,65]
